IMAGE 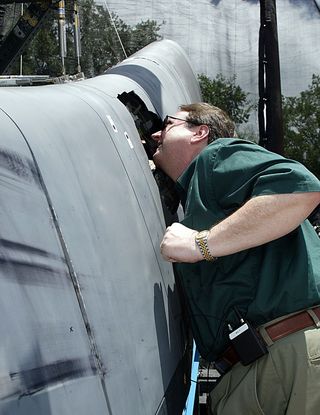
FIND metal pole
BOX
[58,0,67,75]
[19,2,24,75]
[73,0,82,73]
[258,0,284,155]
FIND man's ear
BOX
[191,125,210,144]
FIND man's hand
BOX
[160,223,203,263]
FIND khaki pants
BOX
[209,326,320,414]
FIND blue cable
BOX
[183,341,200,415]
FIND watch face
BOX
[197,230,208,240]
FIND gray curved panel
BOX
[106,39,202,117]
[0,108,107,414]
[0,40,201,415]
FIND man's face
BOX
[152,111,197,180]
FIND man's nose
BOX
[151,130,162,142]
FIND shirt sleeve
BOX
[206,139,320,209]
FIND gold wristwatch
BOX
[195,230,217,262]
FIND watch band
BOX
[195,230,217,262]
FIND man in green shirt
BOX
[152,103,320,414]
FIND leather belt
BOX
[214,306,320,375]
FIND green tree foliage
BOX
[12,9,60,76]
[282,74,320,178]
[127,20,162,55]
[78,0,161,76]
[19,0,161,77]
[198,73,254,125]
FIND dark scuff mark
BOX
[0,238,66,263]
[0,147,41,187]
[0,259,70,287]
[6,358,97,400]
[0,238,69,287]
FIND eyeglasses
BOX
[161,115,201,131]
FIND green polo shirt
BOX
[175,138,320,361]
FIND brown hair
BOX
[180,103,235,144]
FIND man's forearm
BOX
[160,192,320,263]
[207,192,320,257]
